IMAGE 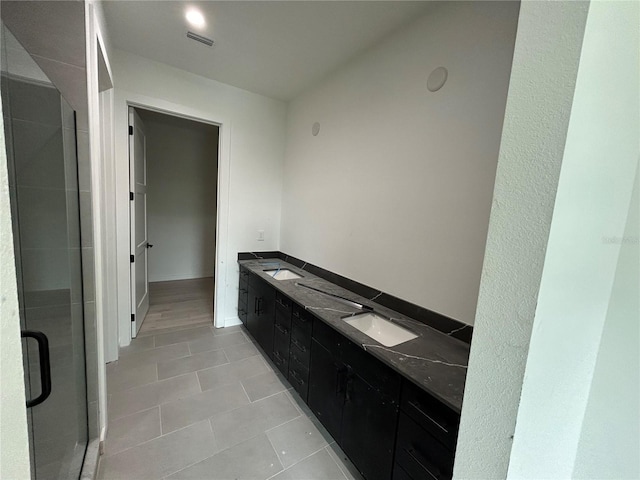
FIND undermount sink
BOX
[264,269,303,281]
[344,312,417,347]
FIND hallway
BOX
[99,280,362,479]
[140,278,215,336]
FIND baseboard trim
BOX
[149,272,214,282]
[80,438,101,480]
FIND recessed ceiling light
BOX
[185,9,205,28]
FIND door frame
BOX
[116,93,231,346]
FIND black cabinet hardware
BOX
[21,330,52,408]
[404,449,440,480]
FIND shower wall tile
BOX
[24,304,72,349]
[12,119,65,189]
[30,55,89,131]
[81,247,95,302]
[17,186,68,249]
[61,97,75,130]
[63,127,78,192]
[76,130,91,192]
[79,191,93,247]
[66,191,81,249]
[7,78,61,126]
[20,248,71,295]
[68,247,83,304]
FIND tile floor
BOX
[98,322,364,479]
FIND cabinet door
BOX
[308,339,346,440]
[255,280,275,358]
[341,372,399,480]
[246,277,260,339]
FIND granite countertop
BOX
[239,258,470,413]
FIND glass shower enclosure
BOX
[1,23,89,479]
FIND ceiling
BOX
[102,1,433,101]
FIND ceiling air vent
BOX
[186,31,214,47]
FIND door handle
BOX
[146,243,154,248]
[21,330,52,408]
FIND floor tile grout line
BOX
[155,404,163,439]
[239,379,252,403]
[196,370,204,393]
[263,433,287,478]
[103,417,215,460]
[248,385,292,404]
[263,414,302,435]
[267,443,331,479]
[156,352,232,382]
[117,341,193,367]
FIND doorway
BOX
[129,107,220,336]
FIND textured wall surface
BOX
[281,1,519,325]
[453,2,589,478]
[508,1,640,477]
[112,49,287,341]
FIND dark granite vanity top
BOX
[239,258,470,413]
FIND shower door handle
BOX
[21,330,52,408]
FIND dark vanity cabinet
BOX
[308,319,346,440]
[273,292,292,375]
[288,304,313,401]
[237,262,462,480]
[309,319,401,480]
[246,272,276,359]
[393,381,459,480]
[238,266,249,324]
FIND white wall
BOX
[453,2,590,478]
[507,1,639,477]
[113,49,286,346]
[280,1,519,325]
[0,76,31,480]
[572,166,639,479]
[140,110,219,282]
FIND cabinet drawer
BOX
[275,307,292,330]
[343,340,401,402]
[291,321,311,348]
[239,266,249,284]
[288,357,309,401]
[272,349,289,376]
[401,381,459,450]
[292,304,313,334]
[275,292,292,311]
[392,464,414,480]
[395,413,454,480]
[311,316,342,353]
[289,341,310,370]
[274,326,290,354]
[290,333,311,363]
[238,306,248,324]
[248,271,262,288]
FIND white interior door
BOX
[129,107,149,336]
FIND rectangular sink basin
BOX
[344,312,417,347]
[264,269,303,281]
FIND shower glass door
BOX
[1,23,88,479]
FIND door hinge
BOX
[130,254,135,263]
[131,313,135,323]
[129,125,133,135]
[130,192,134,201]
